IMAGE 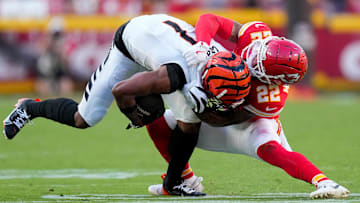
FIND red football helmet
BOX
[202,51,251,105]
[241,36,308,85]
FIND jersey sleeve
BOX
[195,13,233,45]
[243,80,289,119]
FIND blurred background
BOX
[0,0,359,98]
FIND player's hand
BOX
[183,80,208,113]
[207,90,245,112]
[120,106,144,129]
[206,97,229,112]
[126,121,142,129]
[183,41,210,67]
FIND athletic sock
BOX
[146,116,194,180]
[311,173,330,187]
[257,141,328,185]
[181,163,194,179]
[146,116,172,161]
[163,126,198,190]
[26,98,78,127]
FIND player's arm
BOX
[195,13,242,45]
[112,63,186,127]
[184,13,242,66]
[196,107,255,127]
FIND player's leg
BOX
[196,118,349,199]
[252,119,349,199]
[3,43,142,139]
[146,110,204,195]
[3,95,85,140]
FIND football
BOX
[135,94,165,125]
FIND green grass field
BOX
[0,94,359,202]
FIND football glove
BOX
[183,41,210,67]
[183,80,208,114]
[206,89,245,112]
[184,81,235,113]
[206,97,229,112]
[121,106,144,130]
[125,95,165,129]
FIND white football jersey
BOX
[123,14,227,83]
[78,14,228,126]
[122,14,227,123]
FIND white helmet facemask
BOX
[241,36,282,84]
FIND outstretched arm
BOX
[196,108,255,127]
[183,14,242,66]
[195,13,242,45]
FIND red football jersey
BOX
[195,17,287,119]
[233,21,272,55]
[243,79,289,119]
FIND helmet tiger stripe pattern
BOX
[202,51,251,105]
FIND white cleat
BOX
[148,175,204,195]
[148,183,163,195]
[310,180,350,199]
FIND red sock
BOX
[257,141,329,185]
[146,116,194,179]
[146,116,172,162]
[181,163,194,179]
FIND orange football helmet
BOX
[202,51,251,105]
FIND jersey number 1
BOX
[163,20,196,45]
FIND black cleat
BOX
[3,98,39,139]
[163,181,207,196]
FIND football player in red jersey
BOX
[146,13,350,199]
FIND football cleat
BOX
[310,180,350,199]
[148,175,204,195]
[163,181,206,196]
[3,98,40,140]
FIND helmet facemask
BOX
[241,38,272,84]
[241,36,307,85]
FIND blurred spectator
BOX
[256,0,286,10]
[142,0,167,14]
[72,0,99,15]
[168,0,197,13]
[287,0,315,86]
[311,0,360,15]
[347,0,360,13]
[36,17,74,96]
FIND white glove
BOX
[183,41,210,67]
[183,80,208,113]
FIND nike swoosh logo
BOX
[265,106,277,111]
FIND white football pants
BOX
[164,109,292,160]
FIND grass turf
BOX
[0,94,359,202]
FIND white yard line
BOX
[41,193,360,202]
[1,169,357,202]
[0,169,160,179]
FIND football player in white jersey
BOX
[3,14,251,196]
[146,13,350,199]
